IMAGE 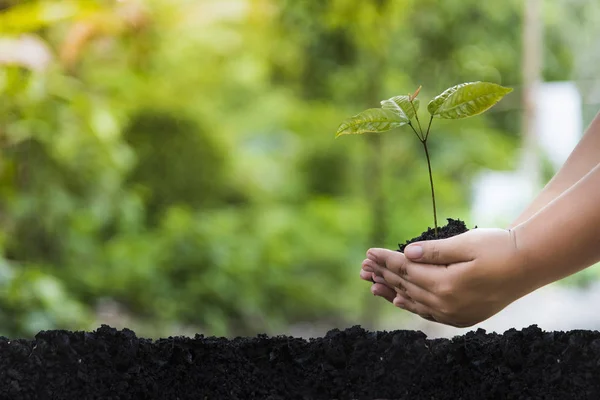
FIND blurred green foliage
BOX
[0,0,586,337]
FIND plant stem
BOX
[425,115,433,141]
[411,103,438,237]
[421,140,438,237]
[408,122,423,141]
[411,102,424,137]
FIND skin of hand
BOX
[360,162,600,327]
[361,229,532,327]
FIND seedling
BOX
[335,81,512,237]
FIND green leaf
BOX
[381,95,420,120]
[427,82,513,119]
[335,108,408,137]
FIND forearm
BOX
[513,162,600,291]
[509,112,600,228]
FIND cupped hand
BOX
[359,267,398,303]
[360,228,536,327]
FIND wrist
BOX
[506,227,545,297]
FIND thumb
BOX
[404,235,472,265]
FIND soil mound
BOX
[1,324,599,399]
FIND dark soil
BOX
[365,218,468,283]
[397,218,470,252]
[2,324,600,399]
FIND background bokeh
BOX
[0,0,599,338]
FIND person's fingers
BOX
[393,292,411,305]
[404,235,474,265]
[362,258,382,283]
[373,273,398,291]
[371,283,396,303]
[402,261,447,291]
[364,258,441,295]
[393,295,437,321]
[367,261,437,307]
[359,269,373,282]
[366,249,409,277]
[361,259,375,273]
[366,248,398,267]
[360,264,395,300]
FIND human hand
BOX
[360,228,535,327]
[359,259,399,303]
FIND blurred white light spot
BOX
[0,35,53,71]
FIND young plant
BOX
[335,81,512,237]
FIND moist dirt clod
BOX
[398,218,469,252]
[1,324,600,399]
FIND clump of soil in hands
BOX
[398,218,469,252]
[1,324,599,399]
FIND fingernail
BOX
[363,265,374,273]
[396,302,406,309]
[405,245,423,259]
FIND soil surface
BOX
[1,324,599,399]
[398,218,469,252]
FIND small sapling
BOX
[335,81,512,237]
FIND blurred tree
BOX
[122,109,232,223]
[0,0,584,339]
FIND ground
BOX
[1,324,599,399]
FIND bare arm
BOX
[361,111,600,327]
[363,165,600,327]
[510,111,600,228]
[513,161,600,291]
